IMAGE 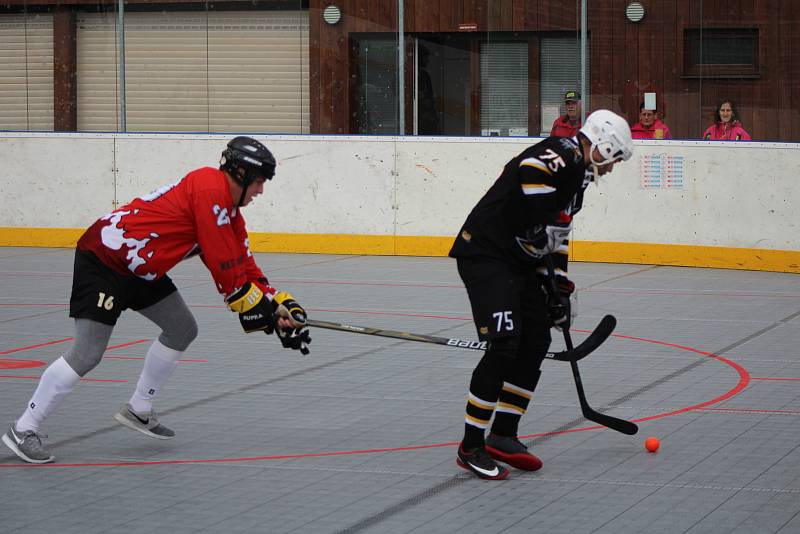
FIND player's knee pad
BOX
[63,318,114,376]
[159,312,198,352]
[473,336,521,379]
[140,292,198,351]
[517,323,552,368]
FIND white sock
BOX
[16,357,81,433]
[128,340,182,413]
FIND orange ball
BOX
[645,436,660,453]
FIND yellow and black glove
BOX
[226,282,276,334]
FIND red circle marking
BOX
[0,331,751,469]
[0,359,46,370]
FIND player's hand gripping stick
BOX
[272,291,311,355]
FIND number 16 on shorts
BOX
[493,311,514,332]
[97,292,115,310]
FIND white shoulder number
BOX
[540,148,566,173]
[212,204,231,227]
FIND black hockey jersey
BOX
[449,136,591,275]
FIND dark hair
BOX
[715,99,740,124]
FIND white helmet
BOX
[579,109,634,166]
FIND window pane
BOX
[480,41,528,136]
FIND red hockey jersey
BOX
[77,167,268,299]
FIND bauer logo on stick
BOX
[447,339,488,350]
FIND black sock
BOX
[462,423,486,450]
[490,412,521,437]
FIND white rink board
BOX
[0,132,798,251]
[0,135,116,228]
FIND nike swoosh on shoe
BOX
[130,411,150,425]
[469,463,499,477]
[10,429,24,445]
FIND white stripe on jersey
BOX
[521,183,556,195]
[520,157,553,175]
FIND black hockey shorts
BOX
[69,249,178,326]
[456,255,550,349]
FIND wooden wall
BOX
[310,0,800,140]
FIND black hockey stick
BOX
[545,256,639,435]
[306,314,616,363]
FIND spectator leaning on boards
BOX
[703,100,751,141]
[630,102,672,139]
[550,91,582,137]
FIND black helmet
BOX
[220,136,276,186]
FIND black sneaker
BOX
[456,443,509,480]
[485,433,542,471]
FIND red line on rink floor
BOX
[750,377,800,381]
[0,375,127,383]
[0,338,73,355]
[697,407,800,415]
[106,340,150,351]
[0,338,147,357]
[0,331,752,469]
[0,359,46,370]
[104,356,208,363]
[0,338,148,383]
[0,303,68,307]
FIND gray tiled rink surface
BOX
[1,247,799,534]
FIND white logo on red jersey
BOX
[141,182,179,202]
[99,210,158,280]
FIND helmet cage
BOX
[580,110,633,167]
[590,131,632,166]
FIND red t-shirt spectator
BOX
[550,115,581,137]
[631,119,672,139]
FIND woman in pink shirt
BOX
[703,100,751,140]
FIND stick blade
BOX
[552,315,617,362]
[588,412,639,435]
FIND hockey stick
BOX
[306,314,616,363]
[545,256,639,435]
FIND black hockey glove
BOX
[276,326,312,355]
[520,212,573,258]
[546,276,576,330]
[272,291,311,355]
[226,282,276,334]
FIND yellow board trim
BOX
[1,228,798,273]
[0,227,83,248]
[569,240,800,274]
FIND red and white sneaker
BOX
[456,443,510,480]
[485,433,543,471]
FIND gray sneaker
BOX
[114,404,175,440]
[2,423,55,464]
